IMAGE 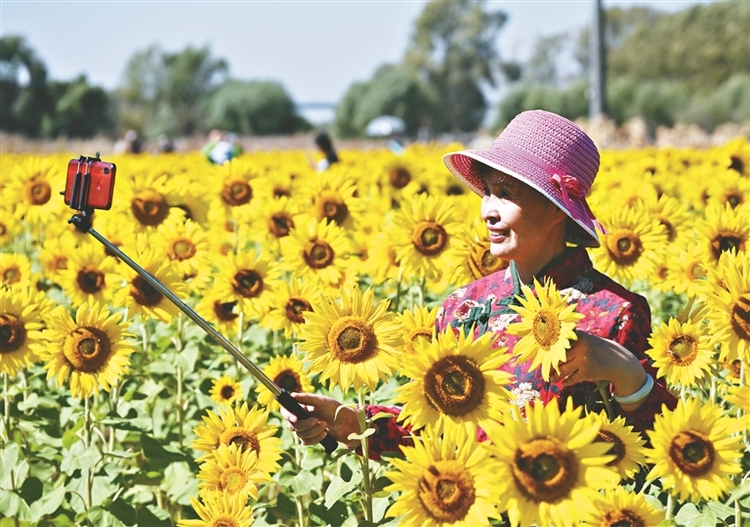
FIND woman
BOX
[283,110,677,455]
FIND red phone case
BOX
[64,159,117,210]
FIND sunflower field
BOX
[1,138,749,527]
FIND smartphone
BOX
[64,158,117,210]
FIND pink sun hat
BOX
[443,109,604,248]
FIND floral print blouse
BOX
[363,246,677,460]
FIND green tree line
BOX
[2,0,748,141]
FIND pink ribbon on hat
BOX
[550,174,607,234]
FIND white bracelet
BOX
[612,374,654,405]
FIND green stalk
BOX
[2,371,10,443]
[294,434,307,527]
[393,268,403,313]
[595,381,614,420]
[357,390,373,523]
[177,364,184,448]
[664,493,674,520]
[83,396,93,510]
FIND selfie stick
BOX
[64,155,338,454]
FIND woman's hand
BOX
[280,393,361,448]
[550,331,649,411]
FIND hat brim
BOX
[443,149,601,248]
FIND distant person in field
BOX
[313,131,339,170]
[114,129,144,154]
[202,129,242,165]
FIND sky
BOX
[1,0,716,108]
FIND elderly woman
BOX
[283,110,676,455]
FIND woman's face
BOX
[479,170,567,269]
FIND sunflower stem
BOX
[393,267,403,313]
[177,364,184,449]
[664,493,674,520]
[595,381,615,420]
[2,372,10,444]
[293,434,308,527]
[83,395,93,510]
[357,390,374,523]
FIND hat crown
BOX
[493,110,599,194]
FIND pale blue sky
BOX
[1,0,716,105]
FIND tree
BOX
[42,76,113,138]
[403,0,507,133]
[0,36,53,136]
[119,44,228,138]
[206,80,308,135]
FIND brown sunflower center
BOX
[53,256,68,271]
[710,231,745,261]
[275,369,302,392]
[213,518,239,527]
[726,193,742,209]
[170,238,196,260]
[303,239,335,269]
[285,297,311,324]
[685,261,706,281]
[3,266,21,285]
[327,316,378,364]
[130,276,163,307]
[0,223,7,236]
[268,212,294,238]
[667,335,698,365]
[602,509,645,527]
[220,385,236,401]
[658,218,676,242]
[412,221,448,256]
[221,178,252,206]
[730,293,750,342]
[232,269,263,299]
[605,229,643,265]
[131,190,170,227]
[596,429,627,466]
[532,308,561,349]
[669,430,715,476]
[25,177,51,205]
[729,156,744,174]
[220,427,261,455]
[468,244,508,279]
[220,467,249,495]
[390,167,411,189]
[727,358,743,380]
[512,437,578,503]
[63,326,112,373]
[0,314,26,354]
[417,460,476,523]
[213,301,238,322]
[408,329,432,346]
[77,266,105,294]
[423,355,485,416]
[319,198,349,225]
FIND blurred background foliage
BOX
[1,0,748,141]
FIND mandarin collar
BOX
[511,246,593,295]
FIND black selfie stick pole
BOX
[67,207,338,454]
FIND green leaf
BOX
[140,434,189,463]
[98,416,151,433]
[162,462,198,506]
[347,427,376,441]
[176,340,200,371]
[368,411,395,422]
[105,497,137,526]
[136,505,171,527]
[30,485,66,523]
[324,476,356,509]
[308,500,350,526]
[16,393,59,412]
[704,500,734,520]
[0,489,23,517]
[60,442,101,475]
[674,502,717,527]
[1,443,20,487]
[62,418,84,450]
[372,496,391,523]
[292,470,317,497]
[19,476,43,505]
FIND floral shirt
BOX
[363,246,676,459]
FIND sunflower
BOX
[696,202,750,265]
[580,487,662,527]
[112,244,187,323]
[1,287,46,376]
[483,401,618,527]
[396,304,438,355]
[38,233,78,281]
[725,384,750,431]
[390,193,461,280]
[254,354,313,412]
[151,216,212,293]
[213,249,282,322]
[646,309,716,388]
[0,205,17,247]
[0,252,33,289]
[298,285,402,392]
[448,216,510,286]
[304,168,365,231]
[191,402,283,476]
[588,411,647,481]
[665,242,707,298]
[591,205,668,286]
[644,397,743,502]
[280,218,352,288]
[5,156,65,225]
[210,375,244,406]
[378,155,423,202]
[355,228,401,286]
[700,250,750,362]
[56,242,119,308]
[37,302,135,398]
[642,193,691,245]
[505,277,584,382]
[196,443,266,503]
[259,279,318,338]
[114,171,184,231]
[212,157,269,220]
[239,195,304,251]
[178,490,254,527]
[195,289,241,336]
[707,168,750,210]
[395,328,513,436]
[385,425,501,527]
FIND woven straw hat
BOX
[443,109,603,248]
